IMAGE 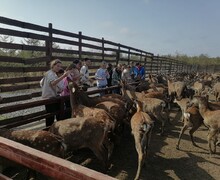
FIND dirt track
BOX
[1,108,220,180]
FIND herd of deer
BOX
[0,72,220,180]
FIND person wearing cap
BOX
[41,59,71,127]
[95,61,110,96]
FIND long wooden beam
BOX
[0,137,116,180]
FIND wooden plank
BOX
[0,173,12,180]
[0,91,41,104]
[0,94,32,104]
[0,66,24,72]
[52,48,79,54]
[0,84,29,92]
[23,67,48,72]
[112,43,153,56]
[0,76,42,84]
[0,16,49,32]
[81,51,103,57]
[104,47,118,52]
[0,110,46,126]
[103,39,118,47]
[0,66,47,73]
[0,83,40,92]
[52,28,79,38]
[0,137,116,180]
[0,56,24,63]
[0,77,25,84]
[0,42,46,52]
[26,76,43,82]
[0,112,55,129]
[0,27,49,41]
[24,56,48,64]
[81,42,103,51]
[0,56,48,64]
[52,37,79,46]
[81,34,103,43]
[0,96,68,114]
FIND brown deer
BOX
[69,82,116,158]
[121,80,169,135]
[213,82,220,101]
[49,116,110,169]
[130,99,154,180]
[190,96,220,155]
[0,129,66,157]
[176,106,203,150]
[167,78,186,100]
[71,83,128,134]
[173,98,191,122]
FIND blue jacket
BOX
[134,66,145,79]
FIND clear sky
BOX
[1,0,220,57]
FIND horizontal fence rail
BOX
[0,137,116,180]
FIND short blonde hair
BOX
[50,59,62,68]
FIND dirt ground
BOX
[1,108,220,180]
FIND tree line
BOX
[1,35,219,66]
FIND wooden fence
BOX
[0,16,192,129]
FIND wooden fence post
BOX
[156,56,159,74]
[160,57,162,74]
[169,60,172,74]
[102,37,105,61]
[78,31,82,61]
[116,44,120,65]
[140,52,142,62]
[128,48,131,65]
[150,56,153,74]
[144,56,147,77]
[46,23,52,67]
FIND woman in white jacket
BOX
[41,59,71,127]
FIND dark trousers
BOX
[45,102,61,127]
[64,100,71,119]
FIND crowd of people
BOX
[41,58,146,126]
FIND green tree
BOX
[18,38,44,58]
[0,35,16,56]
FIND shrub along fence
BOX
[0,16,191,129]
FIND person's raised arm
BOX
[51,70,71,86]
